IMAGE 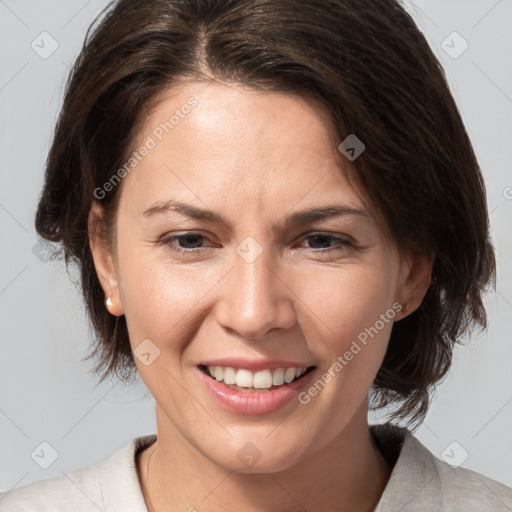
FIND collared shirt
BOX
[1,423,511,511]
[371,423,512,511]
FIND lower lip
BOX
[196,366,316,415]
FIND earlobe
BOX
[395,250,434,321]
[88,201,124,316]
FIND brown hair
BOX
[35,0,496,428]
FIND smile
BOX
[199,365,315,391]
[196,364,317,414]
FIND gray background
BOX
[1,0,511,493]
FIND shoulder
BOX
[431,451,512,510]
[0,467,103,511]
[0,434,156,511]
[371,423,512,512]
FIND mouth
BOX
[197,364,317,392]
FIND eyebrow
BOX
[142,199,368,230]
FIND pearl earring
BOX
[106,297,113,308]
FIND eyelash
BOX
[159,232,352,254]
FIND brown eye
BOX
[160,232,212,253]
[301,233,351,251]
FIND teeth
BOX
[284,367,297,383]
[223,367,237,385]
[253,369,272,389]
[273,368,285,386]
[236,368,255,388]
[205,366,309,389]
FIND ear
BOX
[394,249,434,321]
[88,200,124,316]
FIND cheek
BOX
[117,249,222,348]
[296,261,398,358]
[291,262,399,431]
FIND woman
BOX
[1,0,510,510]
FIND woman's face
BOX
[90,81,429,472]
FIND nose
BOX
[214,245,297,339]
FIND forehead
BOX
[120,81,367,217]
[140,80,336,149]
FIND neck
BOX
[138,404,391,512]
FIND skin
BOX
[89,81,433,512]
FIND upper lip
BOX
[199,358,316,372]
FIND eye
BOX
[299,233,351,251]
[159,231,352,255]
[160,232,214,253]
